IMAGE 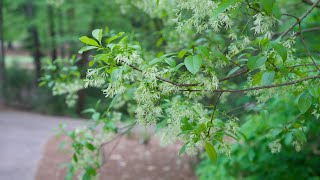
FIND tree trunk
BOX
[0,0,6,100]
[57,7,65,58]
[48,4,57,61]
[26,0,42,82]
[76,52,89,115]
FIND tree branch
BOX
[281,0,320,37]
[302,0,320,9]
[181,75,320,93]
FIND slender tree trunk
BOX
[76,52,89,114]
[26,0,42,82]
[57,7,65,58]
[76,8,100,115]
[0,0,6,100]
[48,4,57,61]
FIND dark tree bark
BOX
[76,52,89,115]
[76,8,100,115]
[57,7,65,58]
[26,0,42,82]
[48,4,57,61]
[0,0,5,99]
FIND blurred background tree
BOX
[1,0,320,179]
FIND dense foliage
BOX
[4,0,320,179]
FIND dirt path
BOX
[0,108,84,180]
[0,108,197,180]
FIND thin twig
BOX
[281,0,320,37]
[207,91,223,136]
[297,22,320,71]
[180,75,320,93]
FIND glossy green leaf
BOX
[79,36,99,47]
[204,141,217,163]
[248,56,267,70]
[196,46,210,58]
[261,0,275,15]
[172,63,185,71]
[272,5,282,19]
[252,72,263,85]
[179,142,189,157]
[78,46,97,54]
[165,57,176,67]
[308,86,320,98]
[270,42,287,62]
[107,32,125,44]
[214,48,229,64]
[85,143,96,151]
[178,49,189,58]
[262,71,275,85]
[297,92,312,113]
[227,66,240,77]
[92,29,103,44]
[184,55,203,74]
[73,154,78,163]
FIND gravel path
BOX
[0,108,84,180]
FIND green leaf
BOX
[204,141,217,163]
[79,36,99,47]
[107,32,125,44]
[92,29,103,44]
[272,5,282,19]
[308,86,320,98]
[261,0,275,15]
[184,55,203,74]
[82,167,96,180]
[297,92,312,113]
[179,142,189,157]
[212,0,242,19]
[248,56,268,70]
[214,48,229,64]
[172,63,185,71]
[78,46,98,54]
[262,71,275,85]
[92,112,100,121]
[270,42,287,62]
[181,118,193,131]
[196,46,210,58]
[252,72,263,85]
[165,57,176,67]
[85,143,96,151]
[178,49,189,58]
[227,66,240,77]
[73,154,78,162]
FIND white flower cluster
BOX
[227,36,251,57]
[269,139,282,153]
[292,140,302,152]
[134,82,162,125]
[225,120,240,134]
[103,81,126,98]
[251,13,276,39]
[175,0,235,33]
[52,79,84,96]
[115,52,143,65]
[52,79,84,107]
[84,68,108,88]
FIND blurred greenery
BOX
[1,0,320,179]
